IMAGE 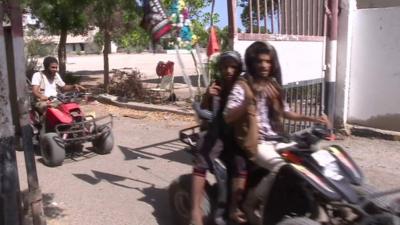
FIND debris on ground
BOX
[108,69,146,101]
[82,102,196,123]
[123,113,147,119]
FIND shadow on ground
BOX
[37,147,99,166]
[72,170,174,225]
[42,193,65,219]
[22,191,66,225]
[73,170,154,189]
[136,185,173,225]
[118,139,191,166]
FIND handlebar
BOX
[51,92,91,103]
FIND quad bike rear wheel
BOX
[169,174,213,225]
[92,126,114,154]
[276,217,321,225]
[40,132,65,167]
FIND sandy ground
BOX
[17,100,400,225]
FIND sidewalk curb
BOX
[97,94,195,116]
[348,125,400,141]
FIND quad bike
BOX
[29,92,114,167]
[169,103,400,225]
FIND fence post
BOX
[227,0,237,49]
[0,3,22,225]
[6,0,47,224]
[324,0,339,126]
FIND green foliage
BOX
[26,39,55,58]
[24,28,55,79]
[162,0,212,19]
[30,0,92,35]
[63,72,81,85]
[89,0,139,35]
[191,20,208,47]
[217,26,230,51]
[94,32,104,51]
[115,27,150,53]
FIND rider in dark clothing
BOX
[191,51,247,225]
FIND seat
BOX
[146,75,174,104]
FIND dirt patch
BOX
[81,101,196,123]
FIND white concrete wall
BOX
[234,40,324,84]
[347,6,400,131]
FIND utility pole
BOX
[0,2,22,225]
[1,1,46,224]
[227,0,237,50]
[324,0,339,126]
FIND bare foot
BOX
[230,208,247,224]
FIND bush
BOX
[63,72,81,84]
[108,69,146,101]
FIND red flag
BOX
[207,26,220,57]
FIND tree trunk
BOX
[58,29,67,78]
[103,28,111,92]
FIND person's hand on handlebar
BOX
[208,82,221,96]
[315,114,332,129]
[73,84,86,92]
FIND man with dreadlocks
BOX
[224,41,331,223]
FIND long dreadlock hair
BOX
[244,41,286,133]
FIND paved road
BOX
[38,52,204,80]
[16,105,400,225]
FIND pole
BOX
[0,3,21,225]
[7,1,47,224]
[324,0,339,126]
[210,0,216,27]
[227,0,237,50]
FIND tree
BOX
[216,26,229,52]
[160,0,219,47]
[89,0,139,92]
[238,0,279,33]
[29,0,92,76]
[162,0,212,20]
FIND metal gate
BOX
[227,0,328,133]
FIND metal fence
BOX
[242,0,325,36]
[283,78,323,133]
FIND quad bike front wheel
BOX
[168,174,213,225]
[92,127,114,155]
[354,183,400,213]
[40,132,65,167]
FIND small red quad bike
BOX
[30,92,114,167]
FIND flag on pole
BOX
[207,26,220,57]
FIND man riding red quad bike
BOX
[29,92,114,167]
